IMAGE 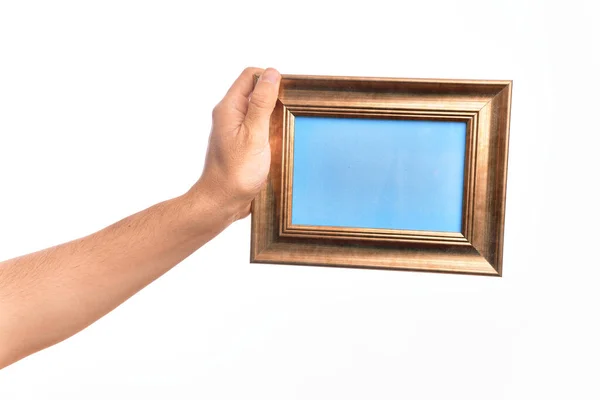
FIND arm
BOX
[0,67,282,369]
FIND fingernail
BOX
[260,68,280,84]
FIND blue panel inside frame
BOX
[291,116,467,233]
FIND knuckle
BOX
[243,66,259,76]
[212,103,220,118]
[211,102,222,119]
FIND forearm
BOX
[0,66,280,369]
[0,182,237,368]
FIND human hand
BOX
[192,67,281,221]
[0,67,281,370]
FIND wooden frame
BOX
[251,74,512,276]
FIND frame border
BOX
[251,74,512,276]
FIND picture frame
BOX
[250,74,512,276]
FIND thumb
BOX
[243,68,281,144]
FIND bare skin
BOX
[0,67,282,369]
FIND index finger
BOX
[224,67,264,100]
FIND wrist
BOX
[183,177,249,230]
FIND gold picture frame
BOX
[250,74,512,276]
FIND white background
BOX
[1,1,599,399]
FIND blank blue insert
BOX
[291,117,467,232]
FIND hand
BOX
[192,67,281,220]
[0,67,282,369]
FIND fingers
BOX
[225,67,264,100]
[243,68,281,145]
